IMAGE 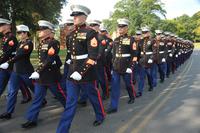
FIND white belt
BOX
[141,52,153,55]
[116,54,131,57]
[71,54,88,60]
[168,50,172,52]
[11,52,16,55]
[159,51,165,54]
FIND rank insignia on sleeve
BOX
[48,47,55,56]
[24,45,29,50]
[132,42,137,50]
[90,37,98,47]
[8,40,14,46]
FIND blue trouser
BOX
[56,80,105,133]
[167,61,172,76]
[6,72,33,113]
[0,70,33,100]
[157,63,167,81]
[79,66,109,102]
[26,82,66,122]
[0,70,10,96]
[97,66,109,97]
[150,63,157,87]
[109,71,135,110]
[138,65,153,93]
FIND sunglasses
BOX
[100,30,107,33]
[38,26,49,31]
[17,31,25,34]
[142,31,148,34]
[156,33,161,35]
[118,25,127,28]
[0,23,6,27]
[65,23,74,26]
[90,24,99,27]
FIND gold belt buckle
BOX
[72,55,76,60]
[117,54,122,57]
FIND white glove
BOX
[169,53,173,57]
[70,71,82,81]
[66,59,71,65]
[178,52,181,55]
[0,62,9,69]
[175,54,178,58]
[29,72,40,79]
[162,58,166,63]
[126,68,132,74]
[148,59,153,64]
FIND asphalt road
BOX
[0,50,200,133]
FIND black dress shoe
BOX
[127,98,135,104]
[41,99,47,108]
[136,92,142,98]
[132,79,136,85]
[93,119,104,126]
[102,95,109,100]
[78,101,87,107]
[106,108,117,114]
[148,87,153,91]
[160,79,164,83]
[21,121,37,128]
[21,98,32,104]
[0,112,11,120]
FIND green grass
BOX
[194,43,200,49]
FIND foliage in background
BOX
[0,0,67,34]
[103,0,200,42]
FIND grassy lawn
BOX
[194,43,200,49]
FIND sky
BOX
[60,0,200,24]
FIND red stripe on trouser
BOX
[104,67,109,96]
[32,80,35,85]
[94,81,106,117]
[57,82,66,99]
[130,73,136,97]
[21,83,29,98]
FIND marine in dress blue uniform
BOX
[56,5,106,133]
[152,30,168,83]
[0,25,35,119]
[21,20,66,129]
[107,18,137,114]
[136,26,154,98]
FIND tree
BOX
[103,0,166,35]
[0,0,67,33]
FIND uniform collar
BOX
[119,33,128,38]
[75,23,86,30]
[41,37,54,43]
[20,38,29,43]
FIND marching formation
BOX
[0,4,194,133]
